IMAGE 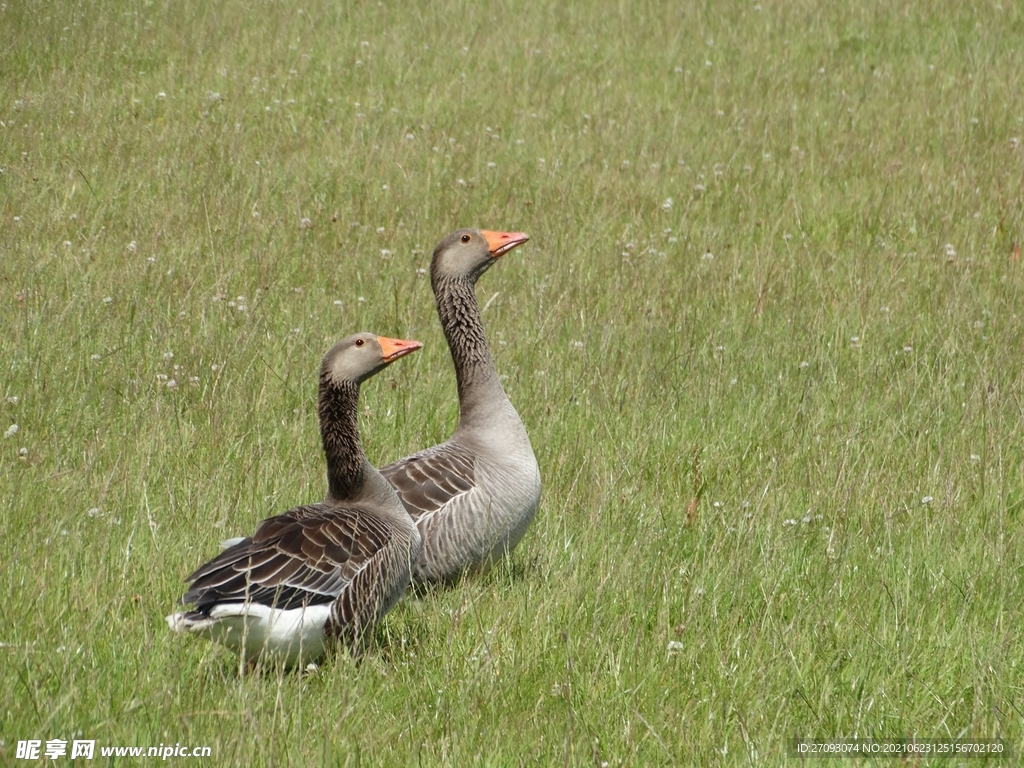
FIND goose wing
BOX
[379,442,476,524]
[179,503,395,612]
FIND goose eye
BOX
[355,338,365,347]
[460,234,471,243]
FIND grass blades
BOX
[2,0,1022,763]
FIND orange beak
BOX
[481,229,530,258]
[377,336,423,362]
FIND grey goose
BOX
[166,333,423,667]
[380,229,541,584]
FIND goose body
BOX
[166,333,423,667]
[380,229,541,584]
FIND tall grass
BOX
[2,0,1022,763]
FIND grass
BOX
[2,0,1023,764]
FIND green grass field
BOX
[2,0,1022,764]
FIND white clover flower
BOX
[661,198,673,211]
[4,424,19,439]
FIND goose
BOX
[166,333,423,667]
[380,228,541,584]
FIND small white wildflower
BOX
[799,360,809,369]
[90,354,101,361]
[376,226,385,233]
[13,216,20,222]
[415,268,427,276]
[157,92,166,99]
[903,345,913,352]
[783,518,797,527]
[802,514,812,523]
[661,198,673,211]
[166,379,178,390]
[405,133,414,140]
[4,424,18,439]
[127,241,137,253]
[571,340,584,349]
[63,241,72,248]
[667,640,685,654]
[87,507,101,517]
[6,396,18,404]
[156,374,168,382]
[358,296,366,303]
[18,447,28,458]
[487,161,496,168]
[693,183,705,192]
[970,454,981,461]
[380,249,392,257]
[103,296,113,304]
[163,351,174,359]
[299,217,312,229]
[333,299,343,306]
[944,243,956,257]
[189,376,200,385]
[921,496,933,504]
[291,328,301,335]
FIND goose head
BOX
[431,228,530,284]
[322,332,423,385]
